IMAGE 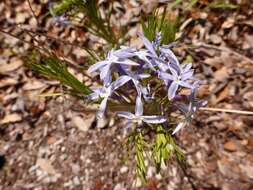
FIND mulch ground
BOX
[0,0,253,189]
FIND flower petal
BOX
[142,115,167,124]
[97,97,108,118]
[88,61,108,73]
[117,112,135,119]
[160,47,180,66]
[168,65,179,77]
[138,33,158,57]
[116,59,139,66]
[159,72,174,81]
[114,47,136,58]
[172,122,186,135]
[168,82,179,100]
[112,76,131,90]
[182,70,194,80]
[182,63,192,73]
[100,65,111,84]
[135,95,143,116]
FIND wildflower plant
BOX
[21,1,207,182]
[87,31,206,181]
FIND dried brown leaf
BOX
[0,113,22,124]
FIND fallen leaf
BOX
[204,57,223,69]
[23,80,45,91]
[36,158,57,175]
[222,17,235,29]
[217,158,230,176]
[239,164,253,179]
[224,141,238,152]
[215,85,229,104]
[0,59,23,74]
[242,34,253,49]
[0,113,22,124]
[73,115,95,132]
[0,78,18,88]
[213,67,229,81]
[209,34,222,44]
[243,91,253,108]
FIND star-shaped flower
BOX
[88,48,139,85]
[117,95,166,129]
[119,71,150,95]
[159,62,194,100]
[89,76,131,118]
[172,88,207,135]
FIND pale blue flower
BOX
[117,95,166,128]
[88,49,139,84]
[152,32,162,49]
[119,71,150,95]
[172,88,207,135]
[159,62,194,100]
[138,33,158,58]
[89,76,131,118]
[134,50,156,70]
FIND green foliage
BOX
[50,0,83,15]
[50,0,118,47]
[207,1,238,9]
[152,125,172,172]
[126,125,185,182]
[170,0,238,10]
[141,7,180,44]
[26,51,91,95]
[134,132,147,182]
[152,125,185,172]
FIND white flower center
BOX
[101,87,111,98]
[132,116,143,125]
[108,53,119,63]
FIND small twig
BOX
[177,160,198,190]
[27,0,39,24]
[195,42,253,64]
[0,29,45,52]
[199,107,253,115]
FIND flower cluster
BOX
[88,32,206,134]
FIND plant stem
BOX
[199,107,253,115]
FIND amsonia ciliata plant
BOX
[87,32,207,180]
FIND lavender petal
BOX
[172,122,186,135]
[97,97,108,118]
[112,76,131,90]
[168,81,179,100]
[135,95,143,116]
[88,61,108,73]
[138,33,158,58]
[117,112,135,120]
[142,115,167,124]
